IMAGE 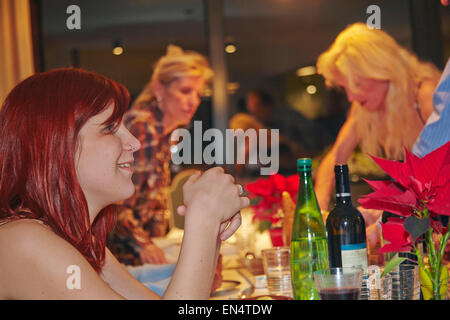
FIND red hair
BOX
[0,68,130,273]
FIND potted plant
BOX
[359,141,450,300]
[246,174,299,246]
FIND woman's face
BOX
[335,72,390,112]
[75,104,141,218]
[158,76,205,127]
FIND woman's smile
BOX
[117,160,134,173]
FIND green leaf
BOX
[258,220,272,233]
[404,216,430,241]
[381,257,407,278]
[250,196,262,206]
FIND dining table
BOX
[151,207,450,300]
[152,208,278,300]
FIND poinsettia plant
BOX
[246,174,299,232]
[359,141,450,300]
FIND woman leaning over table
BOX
[0,68,247,299]
[314,23,441,218]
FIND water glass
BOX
[314,268,363,300]
[390,264,420,300]
[234,209,257,260]
[261,247,293,297]
[366,272,392,300]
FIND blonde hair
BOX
[135,45,213,105]
[152,44,213,85]
[317,23,441,160]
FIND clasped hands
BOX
[176,167,250,241]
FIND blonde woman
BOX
[314,23,441,212]
[107,45,216,267]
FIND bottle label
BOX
[341,243,368,270]
[336,192,351,197]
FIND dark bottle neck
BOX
[335,165,352,205]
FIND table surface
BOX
[153,223,274,300]
[153,223,450,300]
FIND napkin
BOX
[126,263,176,296]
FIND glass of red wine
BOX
[314,267,363,300]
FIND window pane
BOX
[41,0,207,100]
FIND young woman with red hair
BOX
[0,68,247,299]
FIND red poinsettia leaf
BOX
[427,182,450,216]
[252,207,269,222]
[246,178,273,197]
[358,197,412,217]
[286,174,299,194]
[419,141,450,184]
[259,197,277,209]
[359,183,417,207]
[270,216,282,224]
[271,174,286,192]
[429,218,444,234]
[404,148,431,187]
[380,218,414,252]
[408,176,424,197]
[378,243,413,253]
[435,163,450,188]
[369,155,411,189]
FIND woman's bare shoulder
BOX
[0,219,59,251]
[418,79,439,120]
[0,219,64,298]
[0,219,52,244]
[0,219,123,300]
[418,79,438,102]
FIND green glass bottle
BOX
[290,158,329,300]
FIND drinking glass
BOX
[314,267,363,300]
[363,265,392,300]
[366,272,392,300]
[390,264,420,300]
[261,247,293,297]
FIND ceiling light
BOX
[112,41,124,56]
[306,85,317,95]
[225,44,237,54]
[296,66,316,77]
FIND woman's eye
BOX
[103,124,118,134]
[181,88,192,95]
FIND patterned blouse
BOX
[107,86,172,266]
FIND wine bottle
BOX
[290,158,329,300]
[326,164,368,270]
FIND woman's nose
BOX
[124,130,141,152]
[191,92,200,108]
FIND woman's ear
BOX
[151,80,165,102]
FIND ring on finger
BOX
[237,184,244,196]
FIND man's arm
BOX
[413,60,450,157]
